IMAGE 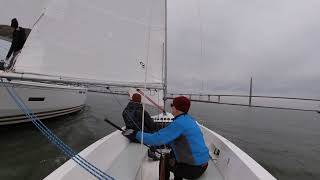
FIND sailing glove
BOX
[122,129,138,142]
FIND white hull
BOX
[45,124,276,180]
[0,80,87,125]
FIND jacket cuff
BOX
[136,131,142,141]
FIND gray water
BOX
[0,92,319,180]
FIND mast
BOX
[163,0,168,104]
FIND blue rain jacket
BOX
[136,113,210,165]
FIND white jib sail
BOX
[14,0,165,89]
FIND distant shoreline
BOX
[0,24,30,42]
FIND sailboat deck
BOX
[141,158,225,180]
[106,143,224,180]
[106,143,147,179]
[45,127,276,180]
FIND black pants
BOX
[159,154,208,180]
[6,51,20,71]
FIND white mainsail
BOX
[0,0,48,28]
[14,0,166,89]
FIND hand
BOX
[149,146,157,152]
[122,129,138,142]
[168,158,176,166]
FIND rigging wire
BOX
[0,79,114,180]
[140,0,156,178]
[142,0,155,151]
[197,0,205,62]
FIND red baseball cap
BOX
[132,93,141,103]
[172,96,191,113]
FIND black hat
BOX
[11,18,18,28]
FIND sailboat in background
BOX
[0,0,87,125]
[1,0,276,179]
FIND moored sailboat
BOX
[0,2,87,125]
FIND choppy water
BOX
[0,39,10,60]
[0,92,319,180]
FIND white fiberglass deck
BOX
[107,143,224,180]
[45,125,276,180]
[141,159,224,180]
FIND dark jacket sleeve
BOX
[144,111,156,132]
[133,108,155,132]
[6,29,26,59]
[122,105,131,129]
[6,42,15,59]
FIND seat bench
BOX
[106,143,147,179]
[197,160,224,180]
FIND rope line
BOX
[1,79,114,180]
[9,87,113,179]
[6,86,113,180]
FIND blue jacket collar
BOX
[172,112,188,121]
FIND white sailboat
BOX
[0,80,87,125]
[0,0,87,125]
[1,0,276,179]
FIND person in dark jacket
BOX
[123,96,210,180]
[122,93,156,133]
[122,93,160,161]
[5,18,26,70]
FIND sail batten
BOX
[13,0,165,87]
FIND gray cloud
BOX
[167,0,320,98]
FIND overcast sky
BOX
[1,0,320,99]
[167,0,320,98]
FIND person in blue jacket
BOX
[123,96,210,180]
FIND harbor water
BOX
[0,92,319,180]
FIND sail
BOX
[14,0,166,88]
[0,0,48,28]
